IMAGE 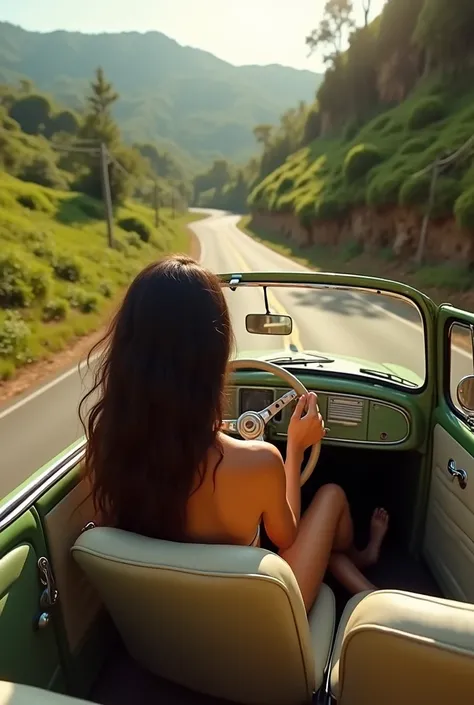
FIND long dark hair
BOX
[80,255,233,540]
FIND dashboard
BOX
[225,384,416,448]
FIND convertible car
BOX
[2,271,474,705]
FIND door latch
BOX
[34,556,59,630]
[447,459,468,490]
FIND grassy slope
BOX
[239,215,474,313]
[249,74,474,226]
[0,172,202,379]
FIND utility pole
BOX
[415,157,440,266]
[100,142,115,248]
[154,181,160,227]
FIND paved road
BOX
[0,210,471,499]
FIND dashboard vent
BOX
[327,397,364,427]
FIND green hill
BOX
[246,0,474,269]
[0,22,323,168]
[0,170,198,381]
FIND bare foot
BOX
[350,508,389,569]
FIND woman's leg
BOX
[279,483,375,612]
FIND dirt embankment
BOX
[251,207,473,265]
[245,212,474,314]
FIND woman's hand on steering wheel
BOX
[287,392,326,454]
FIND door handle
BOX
[447,459,468,490]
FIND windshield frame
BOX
[219,272,434,396]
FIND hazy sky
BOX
[2,0,387,73]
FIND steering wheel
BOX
[221,359,322,485]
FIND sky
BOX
[1,0,387,73]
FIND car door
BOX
[423,305,474,602]
[0,438,106,697]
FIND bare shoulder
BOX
[219,433,284,478]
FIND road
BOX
[0,210,472,499]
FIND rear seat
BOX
[0,681,94,705]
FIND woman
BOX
[81,255,389,613]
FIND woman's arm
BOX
[261,392,326,550]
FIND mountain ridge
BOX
[0,22,322,168]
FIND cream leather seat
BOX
[72,527,336,705]
[0,681,93,704]
[329,589,474,705]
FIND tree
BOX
[361,0,371,27]
[46,109,80,138]
[306,0,355,65]
[253,124,274,149]
[8,94,52,135]
[86,67,119,117]
[414,0,474,71]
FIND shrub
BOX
[53,255,83,282]
[455,187,474,231]
[400,137,432,155]
[16,190,54,213]
[399,174,431,208]
[0,252,35,308]
[408,97,445,130]
[118,216,152,243]
[370,114,392,132]
[65,287,99,313]
[344,144,383,183]
[0,311,32,362]
[98,281,114,298]
[19,156,67,190]
[42,298,70,322]
[29,266,52,300]
[77,197,104,220]
[367,171,407,208]
[125,232,142,249]
[77,292,99,313]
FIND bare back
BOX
[185,433,288,546]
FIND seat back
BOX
[0,680,93,704]
[72,527,316,705]
[333,589,474,705]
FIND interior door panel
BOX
[37,477,101,653]
[424,424,474,602]
[0,509,64,691]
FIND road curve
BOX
[0,210,471,499]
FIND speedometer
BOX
[239,388,282,421]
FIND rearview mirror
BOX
[246,313,293,336]
[457,375,474,413]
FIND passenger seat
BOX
[0,681,94,704]
[329,589,474,704]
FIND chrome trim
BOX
[447,458,468,490]
[0,438,86,532]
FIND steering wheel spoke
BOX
[221,419,238,434]
[259,389,298,424]
[222,359,323,486]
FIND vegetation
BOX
[0,21,322,167]
[0,171,199,380]
[242,0,474,259]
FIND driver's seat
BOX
[72,526,336,705]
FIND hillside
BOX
[0,170,198,382]
[246,0,474,271]
[0,22,323,168]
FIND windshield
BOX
[223,283,426,389]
